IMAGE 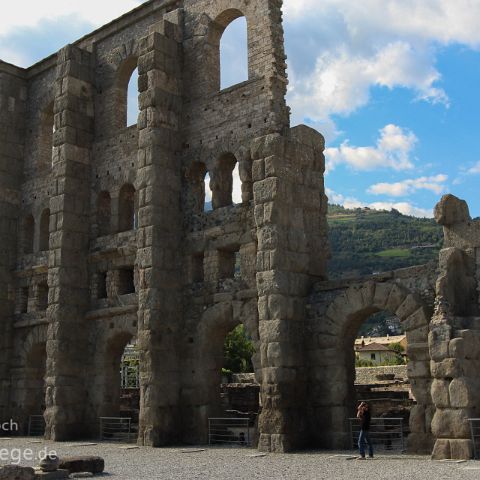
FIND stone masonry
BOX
[0,0,478,459]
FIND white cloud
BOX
[284,0,480,132]
[368,174,448,197]
[325,124,417,172]
[0,1,141,36]
[326,188,433,218]
[467,161,480,174]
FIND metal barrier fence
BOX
[208,418,251,446]
[468,418,480,459]
[28,415,45,436]
[99,417,132,442]
[349,417,405,452]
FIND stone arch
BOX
[113,55,139,129]
[206,8,248,91]
[118,184,136,232]
[183,298,260,443]
[310,280,434,453]
[185,161,209,214]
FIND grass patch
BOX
[376,248,411,258]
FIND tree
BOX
[223,324,255,374]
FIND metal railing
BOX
[99,417,132,442]
[349,417,405,452]
[28,415,45,437]
[468,418,480,459]
[208,418,251,446]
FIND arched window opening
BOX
[127,68,139,127]
[208,9,248,91]
[217,246,241,280]
[220,16,248,90]
[38,103,54,170]
[211,153,237,209]
[188,162,211,213]
[115,57,139,129]
[118,184,136,232]
[117,267,135,295]
[232,163,242,205]
[204,173,213,212]
[97,191,112,237]
[39,209,50,251]
[36,283,48,312]
[23,215,35,255]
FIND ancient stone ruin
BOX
[0,0,478,460]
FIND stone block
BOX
[409,405,426,433]
[58,457,104,475]
[0,466,35,480]
[403,307,429,331]
[430,358,462,379]
[431,408,470,438]
[407,360,430,378]
[431,439,450,460]
[449,377,472,408]
[448,337,465,359]
[395,293,421,320]
[449,439,473,460]
[431,379,449,408]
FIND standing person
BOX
[357,401,374,459]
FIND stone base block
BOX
[34,469,69,479]
[431,438,473,460]
[0,465,35,480]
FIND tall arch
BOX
[118,184,136,232]
[220,16,248,89]
[114,57,139,129]
[207,9,248,91]
[308,280,434,453]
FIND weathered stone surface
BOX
[0,466,35,480]
[431,409,470,438]
[34,469,69,479]
[58,458,104,475]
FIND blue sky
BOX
[2,0,480,217]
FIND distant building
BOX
[355,342,397,365]
[355,334,407,350]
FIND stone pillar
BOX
[44,45,94,440]
[253,125,327,452]
[429,194,480,460]
[0,62,26,421]
[135,21,184,446]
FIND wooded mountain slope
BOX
[327,205,443,278]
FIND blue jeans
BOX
[358,429,373,457]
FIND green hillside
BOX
[327,204,443,278]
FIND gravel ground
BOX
[1,437,479,480]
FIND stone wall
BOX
[355,365,408,385]
[1,0,479,460]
